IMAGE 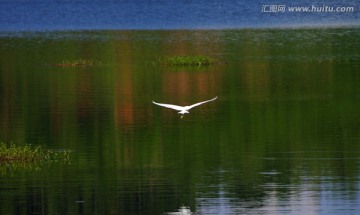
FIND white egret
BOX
[152,96,218,118]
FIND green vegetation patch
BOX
[158,55,217,67]
[0,142,70,163]
[53,59,101,67]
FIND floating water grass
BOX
[53,59,101,67]
[0,142,70,163]
[158,55,217,67]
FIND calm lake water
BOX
[1,28,360,214]
[1,0,360,214]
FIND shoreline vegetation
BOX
[0,142,70,163]
[52,56,221,68]
[158,55,219,67]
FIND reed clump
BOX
[54,59,101,67]
[0,142,70,163]
[158,55,217,67]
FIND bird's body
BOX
[152,96,217,118]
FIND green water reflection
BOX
[0,29,360,214]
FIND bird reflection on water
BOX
[164,205,198,215]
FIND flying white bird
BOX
[152,96,218,118]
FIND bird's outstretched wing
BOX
[188,96,218,109]
[152,101,184,111]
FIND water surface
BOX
[0,28,360,214]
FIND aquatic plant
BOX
[158,55,217,66]
[0,142,70,163]
[53,59,101,67]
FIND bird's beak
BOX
[181,115,184,119]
